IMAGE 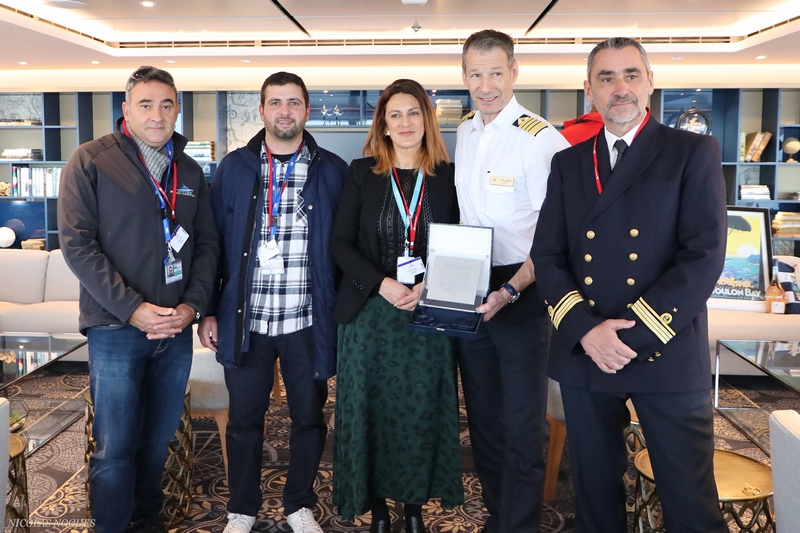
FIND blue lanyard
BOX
[390,167,425,256]
[266,142,303,240]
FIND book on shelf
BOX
[184,140,216,161]
[1,148,43,161]
[20,238,46,250]
[772,211,800,238]
[10,165,62,197]
[739,184,771,200]
[743,132,765,162]
[435,99,464,125]
[0,118,42,126]
[750,131,773,163]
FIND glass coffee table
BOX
[714,339,800,455]
[1,333,88,456]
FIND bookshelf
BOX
[2,87,799,253]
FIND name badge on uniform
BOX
[489,175,515,187]
[257,239,281,263]
[165,259,183,284]
[169,225,189,253]
[397,256,425,284]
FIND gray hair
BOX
[462,29,515,71]
[125,66,178,103]
[586,38,651,79]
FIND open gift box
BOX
[408,223,493,338]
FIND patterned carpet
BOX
[7,361,795,533]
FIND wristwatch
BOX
[501,282,520,303]
[193,310,202,324]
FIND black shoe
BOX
[404,515,426,533]
[126,517,167,533]
[370,518,391,533]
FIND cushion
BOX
[0,301,80,334]
[189,348,229,410]
[44,249,80,302]
[0,249,49,304]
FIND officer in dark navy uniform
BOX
[531,37,729,532]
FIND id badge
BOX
[257,239,281,264]
[170,225,189,253]
[397,256,425,284]
[165,259,183,284]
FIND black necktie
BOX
[613,139,628,170]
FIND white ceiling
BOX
[1,0,799,91]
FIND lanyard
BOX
[266,142,303,240]
[122,121,178,253]
[592,108,650,194]
[390,167,425,256]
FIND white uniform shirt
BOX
[455,96,569,266]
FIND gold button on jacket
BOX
[586,230,596,239]
[630,229,639,237]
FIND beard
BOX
[269,118,303,141]
[601,95,645,125]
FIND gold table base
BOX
[7,434,29,533]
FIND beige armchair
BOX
[769,409,800,532]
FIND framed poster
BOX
[708,206,773,312]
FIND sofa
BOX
[0,248,81,335]
[769,410,800,532]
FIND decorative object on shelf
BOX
[0,226,15,247]
[676,102,711,135]
[8,400,27,432]
[320,103,328,125]
[783,137,800,163]
[709,206,773,312]
[0,181,9,196]
[743,131,772,162]
[333,104,343,125]
[20,238,45,250]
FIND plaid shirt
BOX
[249,141,312,336]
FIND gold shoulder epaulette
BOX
[460,110,477,125]
[514,115,548,136]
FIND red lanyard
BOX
[592,108,650,194]
[391,167,426,255]
[122,121,178,220]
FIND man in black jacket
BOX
[58,66,219,533]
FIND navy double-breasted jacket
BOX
[531,117,727,393]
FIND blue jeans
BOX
[87,324,192,533]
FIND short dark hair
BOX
[125,66,177,103]
[462,29,515,71]
[260,72,310,108]
[586,37,651,79]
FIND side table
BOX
[634,448,774,532]
[7,433,29,532]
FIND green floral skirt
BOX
[333,296,464,520]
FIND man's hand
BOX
[379,277,413,305]
[579,319,638,374]
[129,302,194,339]
[198,316,219,352]
[394,282,423,311]
[477,288,512,322]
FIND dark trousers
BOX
[560,384,728,533]
[457,290,549,533]
[225,327,328,517]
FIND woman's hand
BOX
[379,277,413,305]
[394,282,423,311]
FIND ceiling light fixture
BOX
[401,0,428,5]
[756,55,767,60]
[140,1,156,7]
[412,20,421,33]
[90,60,100,64]
[241,59,251,63]
[16,61,28,65]
[44,0,89,8]
[165,59,175,63]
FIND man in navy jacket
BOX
[199,72,347,533]
[531,38,729,532]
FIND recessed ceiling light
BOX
[140,1,156,6]
[44,0,88,8]
[323,90,328,94]
[695,88,702,92]
[165,59,175,64]
[240,59,251,63]
[756,55,767,60]
[671,56,683,61]
[90,60,100,65]
[16,61,27,65]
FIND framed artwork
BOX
[708,206,773,312]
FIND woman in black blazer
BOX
[331,79,462,533]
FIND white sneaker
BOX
[223,513,256,533]
[286,507,323,533]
